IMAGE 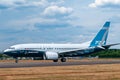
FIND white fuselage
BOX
[4,42,90,53]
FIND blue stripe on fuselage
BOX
[4,50,44,57]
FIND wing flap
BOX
[58,48,94,56]
[59,48,84,54]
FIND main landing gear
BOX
[61,58,66,62]
[53,58,66,62]
[53,59,58,62]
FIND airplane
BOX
[3,21,120,63]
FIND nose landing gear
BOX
[15,57,18,63]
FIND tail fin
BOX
[89,21,110,47]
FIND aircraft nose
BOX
[4,49,11,53]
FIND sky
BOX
[0,0,120,50]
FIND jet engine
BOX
[44,51,59,60]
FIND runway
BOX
[0,60,120,68]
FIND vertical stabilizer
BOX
[89,21,110,47]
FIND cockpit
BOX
[9,47,15,49]
[4,46,15,52]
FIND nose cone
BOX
[4,49,10,53]
[0,50,7,54]
[3,49,14,55]
[3,49,14,57]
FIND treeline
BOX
[90,49,120,58]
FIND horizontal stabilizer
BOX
[102,43,120,49]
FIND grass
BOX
[0,63,120,80]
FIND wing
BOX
[58,48,94,57]
[58,43,120,57]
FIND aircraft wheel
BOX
[53,59,58,62]
[61,58,66,62]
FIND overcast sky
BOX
[0,0,120,50]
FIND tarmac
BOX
[0,60,120,68]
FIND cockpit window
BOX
[9,47,15,49]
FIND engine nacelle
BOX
[44,51,58,60]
